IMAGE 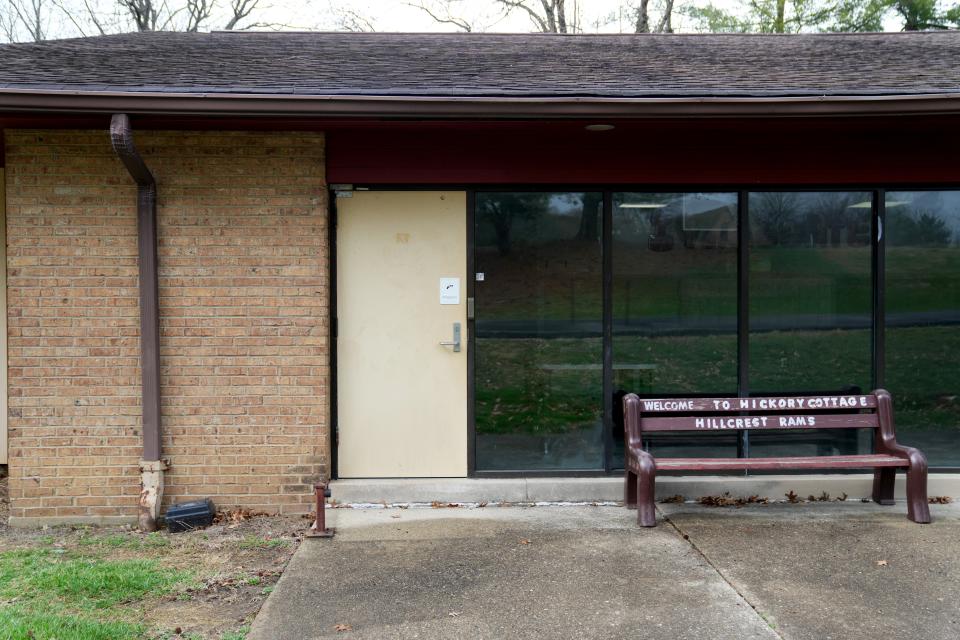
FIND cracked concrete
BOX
[249,500,960,640]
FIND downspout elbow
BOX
[110,114,164,531]
[110,114,155,187]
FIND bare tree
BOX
[186,0,214,30]
[0,0,273,41]
[0,5,16,41]
[116,0,243,32]
[413,0,679,35]
[332,7,376,31]
[631,0,678,33]
[223,0,259,29]
[408,0,519,32]
[656,0,675,31]
[634,0,650,31]
[5,0,51,41]
[407,1,476,31]
[498,0,569,32]
[54,0,111,35]
[117,0,160,31]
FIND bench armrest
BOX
[873,388,929,471]
[623,393,645,452]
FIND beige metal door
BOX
[337,191,467,477]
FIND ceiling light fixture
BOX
[848,200,908,209]
[585,124,615,132]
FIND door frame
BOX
[330,183,960,479]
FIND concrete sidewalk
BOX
[249,501,960,640]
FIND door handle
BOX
[439,322,461,353]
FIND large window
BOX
[474,193,603,471]
[470,189,960,473]
[885,191,960,467]
[612,193,739,460]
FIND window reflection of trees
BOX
[751,192,869,247]
[888,204,955,247]
[476,193,546,256]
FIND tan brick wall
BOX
[4,129,329,522]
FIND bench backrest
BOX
[623,390,898,452]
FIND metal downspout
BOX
[110,113,165,532]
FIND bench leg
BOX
[906,453,931,524]
[624,469,638,510]
[637,458,657,528]
[872,468,896,506]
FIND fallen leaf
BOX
[929,496,953,504]
[334,623,353,632]
[698,493,769,508]
[876,560,888,567]
[448,611,461,617]
[519,538,531,545]
[214,507,269,524]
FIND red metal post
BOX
[307,483,335,538]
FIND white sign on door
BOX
[440,277,460,305]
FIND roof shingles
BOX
[0,31,958,98]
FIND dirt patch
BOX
[142,516,304,637]
[0,488,310,639]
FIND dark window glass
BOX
[748,191,872,457]
[612,193,739,464]
[474,193,603,470]
[886,191,960,467]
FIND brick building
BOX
[0,31,958,526]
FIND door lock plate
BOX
[439,322,461,352]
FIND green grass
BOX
[220,627,251,640]
[76,532,170,550]
[0,548,191,640]
[237,536,290,550]
[0,607,144,640]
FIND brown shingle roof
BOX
[0,30,958,98]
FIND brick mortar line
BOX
[661,507,786,640]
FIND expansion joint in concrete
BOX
[662,509,787,640]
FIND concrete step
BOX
[330,473,960,505]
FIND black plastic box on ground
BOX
[165,499,216,533]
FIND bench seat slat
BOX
[648,454,907,471]
[638,395,877,414]
[642,413,878,432]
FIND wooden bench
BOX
[623,389,931,526]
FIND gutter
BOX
[4,89,960,118]
[109,113,165,532]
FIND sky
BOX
[2,0,906,42]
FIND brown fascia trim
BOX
[3,89,960,118]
